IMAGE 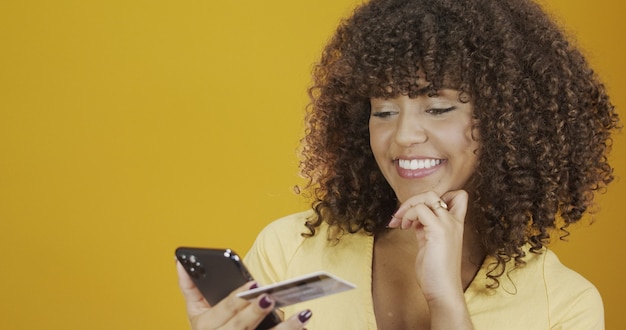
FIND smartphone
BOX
[175,247,281,330]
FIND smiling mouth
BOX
[398,159,442,170]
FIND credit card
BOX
[236,271,356,308]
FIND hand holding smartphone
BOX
[175,247,356,329]
[175,247,281,330]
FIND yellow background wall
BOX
[0,0,623,329]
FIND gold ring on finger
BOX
[431,200,448,210]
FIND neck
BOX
[459,218,486,289]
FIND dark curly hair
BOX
[298,0,620,279]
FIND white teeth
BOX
[398,159,441,170]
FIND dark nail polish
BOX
[259,295,272,309]
[298,309,312,323]
[249,282,258,290]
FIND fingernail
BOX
[298,309,312,323]
[259,295,272,309]
[249,282,258,290]
[388,215,398,228]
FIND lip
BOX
[393,157,445,179]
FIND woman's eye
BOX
[371,111,396,118]
[426,106,456,115]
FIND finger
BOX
[390,191,442,228]
[427,199,449,212]
[177,260,259,328]
[401,199,459,231]
[395,191,468,229]
[440,190,469,222]
[176,260,211,317]
[199,281,259,327]
[400,204,420,229]
[222,294,277,330]
[388,214,401,228]
[272,309,313,330]
[401,203,434,229]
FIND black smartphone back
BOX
[175,247,281,330]
[176,247,252,305]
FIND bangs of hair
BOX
[332,0,472,100]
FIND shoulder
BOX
[468,248,603,329]
[244,210,373,285]
[526,248,600,300]
[528,248,604,329]
[256,210,316,241]
[243,210,319,284]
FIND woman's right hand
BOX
[176,261,312,329]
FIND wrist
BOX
[427,294,473,330]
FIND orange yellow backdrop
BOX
[0,0,624,329]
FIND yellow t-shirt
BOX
[245,210,604,329]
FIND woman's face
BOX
[369,90,479,203]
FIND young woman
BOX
[177,0,620,328]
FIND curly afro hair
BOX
[298,0,620,279]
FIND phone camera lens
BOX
[189,265,206,278]
[183,254,205,278]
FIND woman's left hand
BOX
[387,189,469,304]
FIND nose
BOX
[394,113,428,146]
